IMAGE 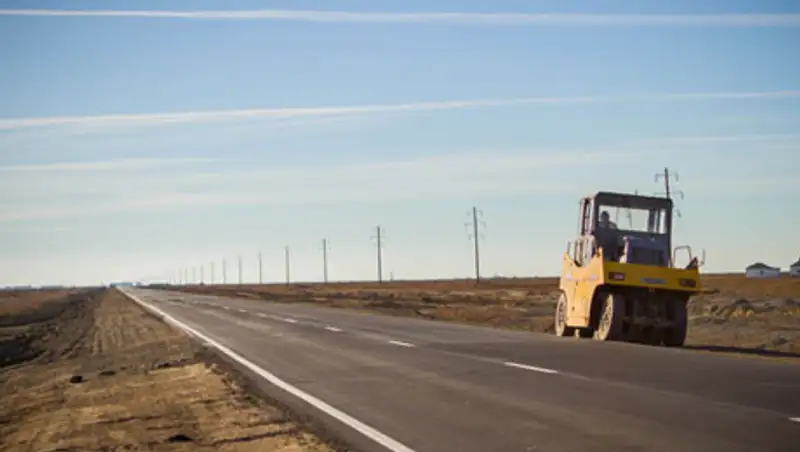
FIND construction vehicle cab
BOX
[556,191,703,346]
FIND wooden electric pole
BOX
[465,207,486,283]
[258,252,263,284]
[371,226,385,283]
[284,246,291,285]
[321,239,329,284]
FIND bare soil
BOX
[0,288,338,452]
[174,275,800,360]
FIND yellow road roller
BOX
[556,191,704,346]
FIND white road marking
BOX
[388,340,415,348]
[121,289,416,452]
[282,318,298,324]
[256,313,268,318]
[222,306,231,310]
[790,417,800,423]
[324,326,343,333]
[238,308,247,313]
[503,361,559,375]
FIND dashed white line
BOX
[324,326,343,333]
[222,306,231,310]
[282,318,298,324]
[388,340,415,348]
[503,361,559,375]
[238,308,248,313]
[121,290,415,452]
[256,313,268,318]
[790,417,800,423]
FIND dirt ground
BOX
[0,288,338,452]
[173,274,800,359]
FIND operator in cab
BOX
[598,210,618,229]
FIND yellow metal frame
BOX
[559,248,702,328]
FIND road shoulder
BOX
[0,288,343,452]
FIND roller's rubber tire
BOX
[555,292,576,337]
[663,299,688,347]
[593,293,626,341]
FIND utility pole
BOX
[238,255,243,285]
[321,238,330,284]
[222,259,227,284]
[371,226,385,283]
[284,246,291,285]
[465,207,486,283]
[654,167,684,221]
[258,252,263,285]
[200,264,204,284]
[210,261,215,284]
[192,267,196,284]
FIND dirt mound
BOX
[0,290,101,369]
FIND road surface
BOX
[120,288,800,452]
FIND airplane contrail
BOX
[0,9,798,27]
[0,90,797,131]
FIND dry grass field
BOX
[0,288,338,452]
[174,274,800,359]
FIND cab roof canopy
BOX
[586,191,673,210]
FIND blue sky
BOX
[1,0,798,286]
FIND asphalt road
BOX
[120,288,800,452]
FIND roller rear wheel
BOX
[593,293,626,341]
[663,299,688,347]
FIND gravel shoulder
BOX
[0,288,338,452]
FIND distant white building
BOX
[745,262,781,279]
[790,258,800,277]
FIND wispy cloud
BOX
[3,134,796,222]
[0,149,624,221]
[1,9,799,27]
[630,133,800,145]
[0,157,216,172]
[2,91,798,132]
[0,96,592,131]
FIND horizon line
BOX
[0,9,799,26]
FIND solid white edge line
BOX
[503,361,559,375]
[325,326,343,332]
[388,340,415,348]
[120,289,417,452]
